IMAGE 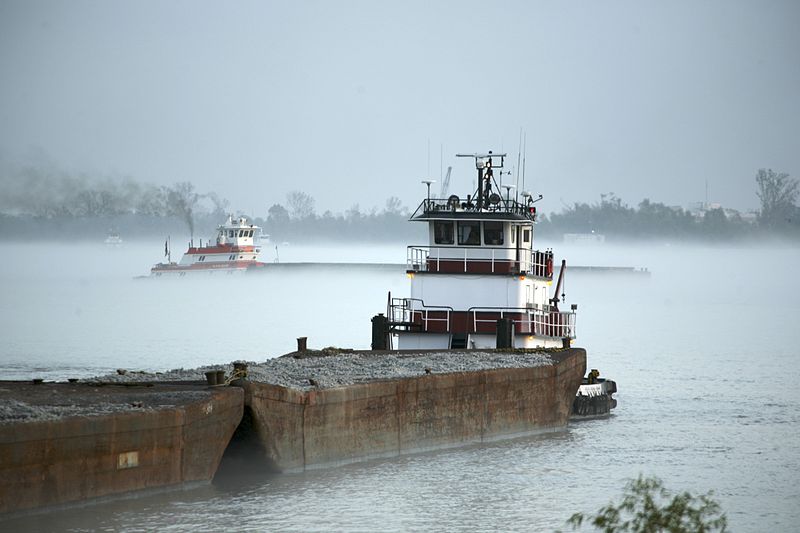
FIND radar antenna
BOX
[456,151,507,209]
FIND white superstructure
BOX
[383,151,576,350]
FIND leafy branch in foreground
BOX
[563,475,727,533]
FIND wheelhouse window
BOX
[457,221,481,245]
[434,221,454,245]
[522,228,531,244]
[483,222,504,245]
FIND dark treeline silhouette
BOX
[1,166,797,243]
[538,169,799,241]
[539,194,750,241]
[0,162,230,240]
[257,192,422,243]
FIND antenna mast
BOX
[516,128,522,202]
[427,139,431,178]
[521,133,527,196]
[440,143,443,183]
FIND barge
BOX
[0,381,242,516]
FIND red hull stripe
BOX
[185,245,256,255]
[151,261,267,272]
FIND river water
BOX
[1,240,799,531]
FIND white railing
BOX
[523,310,576,339]
[469,307,576,339]
[389,298,452,332]
[407,246,553,278]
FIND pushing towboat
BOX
[151,215,268,276]
[371,150,616,415]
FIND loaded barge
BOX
[1,345,587,515]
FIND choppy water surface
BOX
[1,240,799,531]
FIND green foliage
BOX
[755,168,799,232]
[2,164,797,242]
[286,190,316,220]
[540,191,755,241]
[260,194,421,243]
[563,475,727,533]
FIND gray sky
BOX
[1,0,798,215]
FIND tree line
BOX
[538,168,798,241]
[0,166,797,242]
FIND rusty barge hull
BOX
[244,348,586,472]
[0,383,243,516]
[0,348,585,515]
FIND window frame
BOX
[433,221,455,245]
[457,221,481,246]
[483,221,504,246]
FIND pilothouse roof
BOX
[410,150,540,223]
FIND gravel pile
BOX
[98,350,554,391]
[0,391,211,423]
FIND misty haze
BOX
[1,1,799,532]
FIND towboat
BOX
[104,231,123,246]
[371,150,616,414]
[150,215,268,276]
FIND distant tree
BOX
[701,208,731,239]
[205,191,229,217]
[165,182,200,237]
[345,203,362,221]
[267,203,290,225]
[546,193,635,236]
[286,191,316,220]
[564,475,727,533]
[136,184,167,216]
[755,168,798,231]
[384,196,406,215]
[636,199,695,238]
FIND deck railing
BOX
[388,297,452,332]
[468,306,576,339]
[411,197,536,220]
[388,298,576,340]
[407,246,553,278]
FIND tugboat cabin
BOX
[388,151,575,350]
